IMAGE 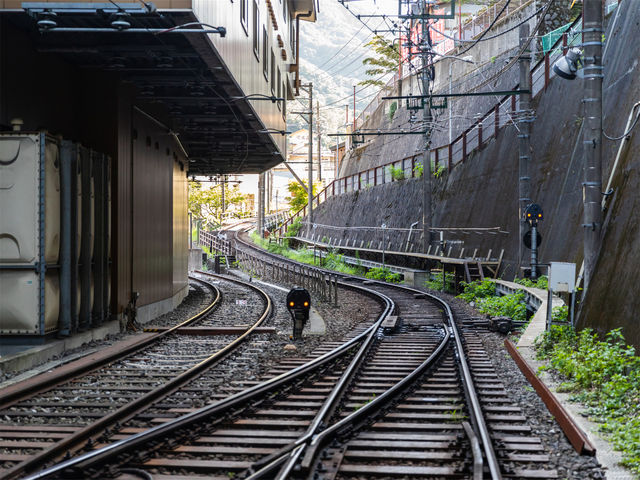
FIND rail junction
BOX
[0,234,564,480]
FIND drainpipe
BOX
[293,11,313,96]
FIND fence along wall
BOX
[276,15,582,238]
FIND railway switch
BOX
[286,287,311,340]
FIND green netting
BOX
[541,22,572,55]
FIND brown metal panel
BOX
[114,91,133,316]
[131,109,174,307]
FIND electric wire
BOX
[603,108,640,141]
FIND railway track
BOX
[14,233,559,479]
[0,274,272,480]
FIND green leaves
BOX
[358,35,400,88]
[365,267,402,284]
[535,326,640,474]
[286,180,321,213]
[457,279,496,302]
[513,275,548,289]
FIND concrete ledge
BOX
[0,320,121,374]
[494,280,564,348]
[137,284,189,325]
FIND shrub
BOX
[388,101,398,121]
[514,275,548,289]
[457,279,496,302]
[387,165,405,181]
[424,269,455,293]
[433,165,446,178]
[413,162,424,178]
[535,326,640,474]
[365,267,402,283]
[475,292,527,322]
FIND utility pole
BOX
[518,23,532,276]
[221,174,226,216]
[307,83,314,224]
[257,173,265,236]
[421,0,433,252]
[582,0,603,291]
[317,100,322,182]
[353,85,356,131]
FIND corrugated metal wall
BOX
[114,104,189,311]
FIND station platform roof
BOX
[2,2,298,174]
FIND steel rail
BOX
[255,322,451,480]
[0,276,219,410]
[232,235,503,479]
[5,274,268,480]
[244,288,398,478]
[21,280,393,480]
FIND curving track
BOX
[0,273,272,480]
[9,233,559,479]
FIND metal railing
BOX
[235,247,339,304]
[198,230,234,255]
[275,15,583,238]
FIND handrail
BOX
[274,14,583,238]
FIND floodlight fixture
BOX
[552,47,583,80]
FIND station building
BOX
[0,0,317,345]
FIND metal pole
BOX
[317,100,322,182]
[308,83,314,225]
[421,3,433,252]
[518,24,532,276]
[353,85,356,131]
[449,61,453,144]
[59,141,72,336]
[258,172,265,237]
[531,223,538,280]
[221,175,226,217]
[582,0,603,291]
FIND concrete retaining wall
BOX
[317,2,640,348]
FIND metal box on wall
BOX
[0,133,60,336]
[0,134,60,265]
[0,133,112,339]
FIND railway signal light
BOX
[524,203,543,226]
[286,287,311,340]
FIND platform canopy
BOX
[5,2,290,174]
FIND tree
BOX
[189,181,246,229]
[286,180,321,213]
[358,35,400,88]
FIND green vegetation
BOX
[286,180,321,213]
[424,269,456,293]
[189,180,246,230]
[456,279,496,302]
[388,101,398,121]
[475,291,527,322]
[249,232,364,276]
[388,165,405,181]
[513,275,548,289]
[535,327,640,475]
[457,279,527,322]
[365,267,402,284]
[286,218,302,240]
[413,162,424,178]
[358,35,400,89]
[433,164,446,178]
